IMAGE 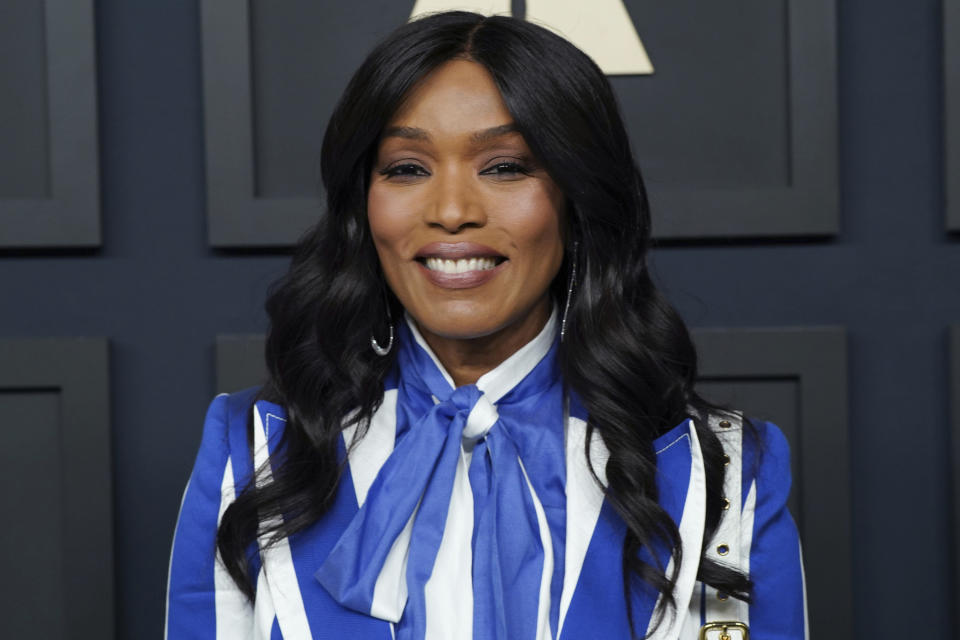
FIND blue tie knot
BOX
[434,384,500,447]
[446,383,482,411]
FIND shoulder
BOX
[742,416,794,504]
[701,410,790,466]
[710,412,794,510]
[222,385,266,426]
[202,386,291,438]
[698,409,794,504]
[196,386,283,491]
[729,414,792,478]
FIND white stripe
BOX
[254,409,314,639]
[253,568,277,640]
[705,415,748,625]
[647,420,706,640]
[679,583,704,638]
[371,506,417,622]
[343,389,411,624]
[739,480,756,627]
[423,447,475,638]
[557,415,609,638]
[518,457,554,640]
[215,457,254,640]
[343,388,399,507]
[799,540,810,640]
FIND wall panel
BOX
[947,0,960,231]
[216,333,267,394]
[694,326,850,639]
[951,325,960,616]
[0,0,100,248]
[0,338,112,639]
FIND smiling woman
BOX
[166,11,808,640]
[368,59,565,385]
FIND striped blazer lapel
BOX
[558,416,707,639]
[249,401,394,640]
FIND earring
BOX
[560,241,578,342]
[370,324,394,356]
[370,289,394,356]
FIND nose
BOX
[423,166,487,233]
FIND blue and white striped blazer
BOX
[166,386,808,639]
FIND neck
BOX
[416,297,553,388]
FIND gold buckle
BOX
[699,621,749,640]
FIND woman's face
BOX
[367,59,566,347]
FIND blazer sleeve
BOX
[165,393,254,639]
[745,421,809,639]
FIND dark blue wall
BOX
[0,0,955,637]
[659,1,957,635]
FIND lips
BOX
[414,242,508,289]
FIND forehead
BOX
[383,59,514,139]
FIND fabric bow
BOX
[316,310,563,640]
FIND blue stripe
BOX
[560,420,694,637]
[509,384,567,637]
[559,499,634,638]
[746,421,806,638]
[166,394,230,639]
[740,416,760,510]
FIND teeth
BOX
[424,257,498,274]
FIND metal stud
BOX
[723,453,730,465]
[723,498,730,510]
[719,419,732,429]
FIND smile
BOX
[413,242,509,289]
[423,257,499,274]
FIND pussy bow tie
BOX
[316,311,563,640]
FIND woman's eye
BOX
[480,162,530,178]
[380,163,429,180]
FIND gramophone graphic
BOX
[409,0,654,75]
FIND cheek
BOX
[503,186,565,265]
[367,185,413,259]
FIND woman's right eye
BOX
[380,163,429,180]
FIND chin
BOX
[412,311,505,341]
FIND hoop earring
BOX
[370,289,394,356]
[560,241,578,343]
[371,324,393,356]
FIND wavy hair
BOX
[217,11,751,635]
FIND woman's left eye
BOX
[480,161,530,178]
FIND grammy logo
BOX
[409,0,654,75]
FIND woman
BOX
[166,11,806,640]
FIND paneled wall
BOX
[0,1,957,638]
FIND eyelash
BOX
[378,160,531,180]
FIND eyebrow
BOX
[381,123,520,145]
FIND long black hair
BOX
[217,10,751,634]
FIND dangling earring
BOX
[370,288,394,356]
[560,241,578,343]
